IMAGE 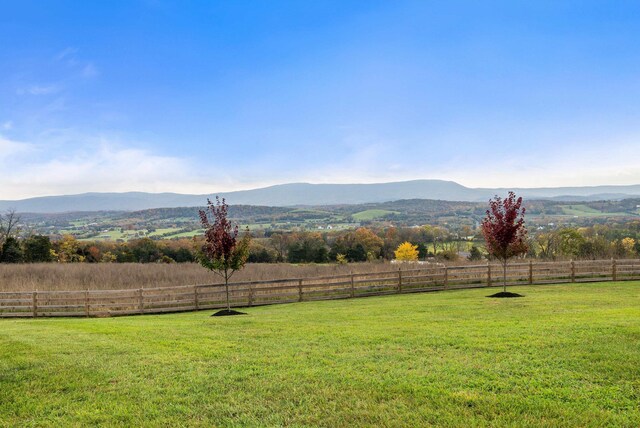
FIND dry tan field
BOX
[0,262,441,292]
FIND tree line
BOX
[2,209,640,264]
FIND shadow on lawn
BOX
[486,291,524,298]
[211,309,247,316]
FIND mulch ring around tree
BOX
[211,309,247,316]
[486,291,524,298]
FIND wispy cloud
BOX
[17,84,62,96]
[55,47,78,63]
[0,135,34,161]
[0,135,212,199]
[14,48,99,99]
[54,47,98,79]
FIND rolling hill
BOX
[2,180,640,213]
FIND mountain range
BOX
[3,180,640,213]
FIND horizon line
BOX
[3,178,640,202]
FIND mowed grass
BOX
[1,283,639,427]
[352,209,399,221]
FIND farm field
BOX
[560,204,630,217]
[351,209,399,221]
[0,262,428,291]
[1,282,639,427]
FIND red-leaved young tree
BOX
[481,192,528,292]
[198,197,250,312]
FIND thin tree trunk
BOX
[225,269,230,311]
[503,260,507,292]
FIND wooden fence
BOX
[1,259,639,318]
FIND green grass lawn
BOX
[560,204,630,217]
[352,209,399,221]
[1,282,639,427]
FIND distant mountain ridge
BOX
[3,180,640,213]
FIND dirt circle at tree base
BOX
[486,291,524,298]
[211,309,247,316]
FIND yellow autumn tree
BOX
[56,235,86,263]
[621,237,636,255]
[394,241,419,261]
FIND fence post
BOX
[487,263,491,287]
[444,266,448,289]
[247,285,253,307]
[570,260,575,283]
[612,259,617,281]
[398,269,402,293]
[32,291,37,318]
[529,260,533,285]
[298,279,303,302]
[350,274,355,298]
[85,289,89,317]
[194,286,200,310]
[138,288,144,314]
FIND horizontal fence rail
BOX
[1,259,639,318]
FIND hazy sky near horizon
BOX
[2,1,640,199]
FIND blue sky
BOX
[1,1,640,199]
